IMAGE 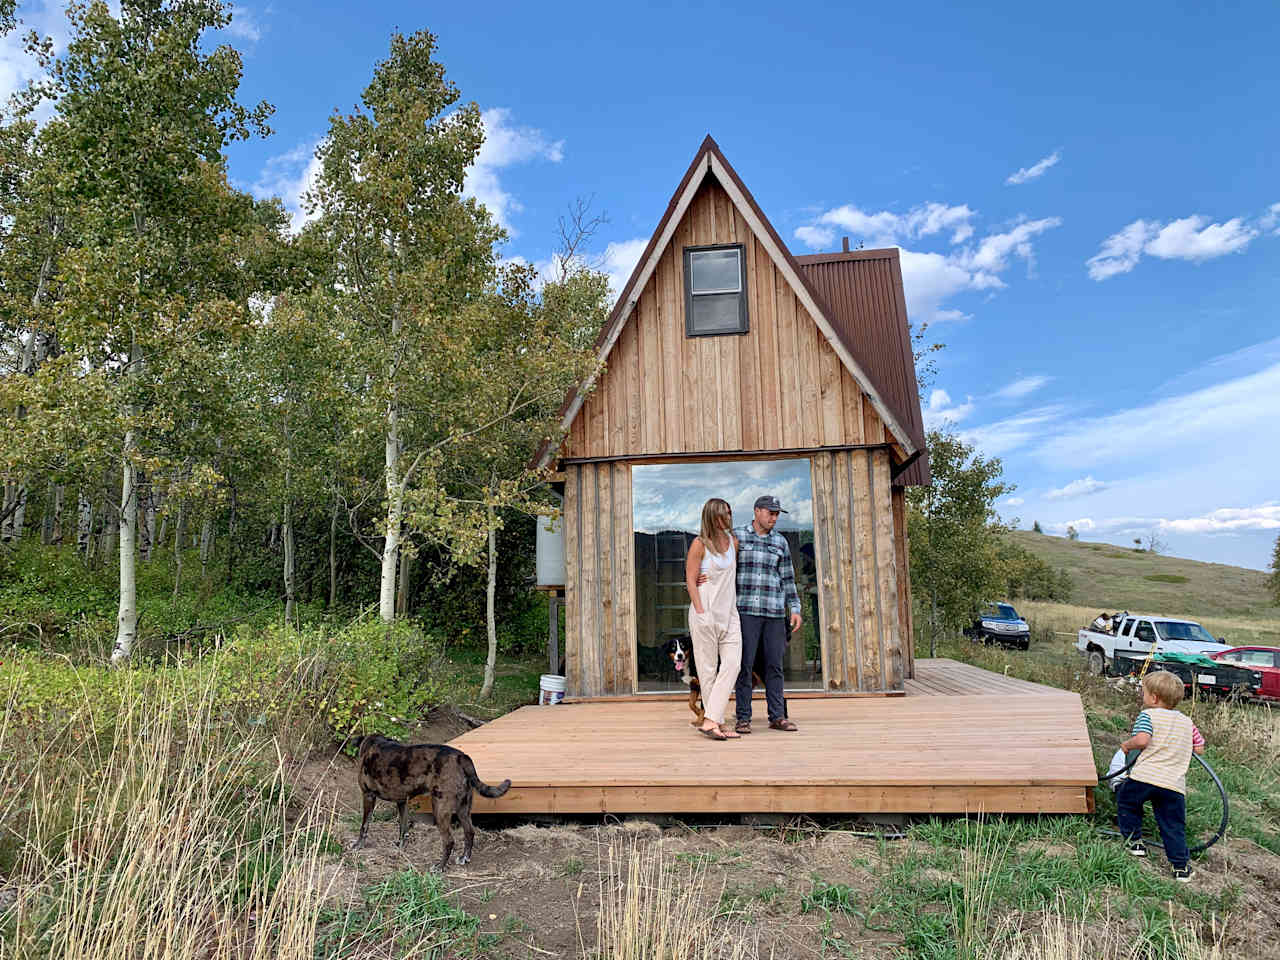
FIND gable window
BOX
[683,243,748,336]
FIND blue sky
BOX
[5,0,1278,569]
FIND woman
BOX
[685,498,743,740]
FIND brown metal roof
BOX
[534,136,929,485]
[795,249,930,486]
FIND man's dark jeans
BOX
[736,613,786,723]
[1117,777,1189,868]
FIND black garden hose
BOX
[1098,752,1228,855]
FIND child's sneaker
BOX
[1173,866,1195,883]
[1127,839,1147,857]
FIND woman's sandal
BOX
[699,724,728,740]
[719,726,741,739]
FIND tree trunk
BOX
[6,485,27,542]
[225,486,238,584]
[200,514,214,579]
[283,484,296,628]
[51,485,64,544]
[171,501,186,601]
[42,480,57,544]
[100,498,117,571]
[379,484,402,621]
[328,494,339,610]
[78,490,93,556]
[480,506,498,700]
[113,437,139,664]
[138,481,154,562]
[396,545,412,617]
[929,591,938,659]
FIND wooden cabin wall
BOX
[810,448,905,692]
[563,178,890,461]
[563,461,635,697]
[892,486,915,679]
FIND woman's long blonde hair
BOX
[698,498,733,555]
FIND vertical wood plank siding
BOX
[557,173,916,698]
[808,450,907,692]
[561,178,887,461]
[563,462,636,697]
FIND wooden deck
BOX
[436,659,1097,817]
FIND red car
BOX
[1210,647,1280,700]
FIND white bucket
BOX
[539,674,566,705]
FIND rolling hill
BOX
[1011,530,1278,622]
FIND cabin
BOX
[433,138,1098,818]
[535,135,928,700]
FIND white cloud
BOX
[0,0,69,110]
[994,375,1050,400]
[464,107,564,234]
[794,224,836,248]
[601,237,648,299]
[251,140,322,232]
[1005,150,1061,185]
[1004,497,1025,507]
[1261,202,1280,234]
[957,217,1061,276]
[1045,476,1109,500]
[1046,518,1096,534]
[795,202,1061,323]
[1088,209,1266,280]
[224,5,264,43]
[1034,358,1280,469]
[797,201,976,249]
[956,405,1065,457]
[1087,219,1156,281]
[922,387,975,430]
[1158,503,1280,534]
[1045,505,1280,538]
[1145,215,1256,262]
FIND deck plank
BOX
[436,660,1096,815]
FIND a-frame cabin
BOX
[440,139,1098,817]
[537,135,929,700]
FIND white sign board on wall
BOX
[535,514,565,587]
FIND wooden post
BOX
[549,591,560,675]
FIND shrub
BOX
[213,620,445,742]
[1144,574,1189,585]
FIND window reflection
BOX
[632,459,822,691]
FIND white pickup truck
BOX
[1076,614,1229,676]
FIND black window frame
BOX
[683,243,749,337]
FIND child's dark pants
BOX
[1116,778,1189,868]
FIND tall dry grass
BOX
[0,669,339,959]
[582,838,758,960]
[985,901,1228,960]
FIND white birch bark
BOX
[480,505,498,699]
[42,480,57,544]
[378,375,403,621]
[328,494,339,610]
[283,474,296,627]
[9,486,26,542]
[78,491,93,555]
[200,514,213,577]
[171,500,185,601]
[113,436,139,663]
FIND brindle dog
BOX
[352,735,511,870]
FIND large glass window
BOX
[683,244,748,336]
[632,459,821,692]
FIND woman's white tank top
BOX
[700,540,736,573]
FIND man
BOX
[734,494,802,733]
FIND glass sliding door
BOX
[632,459,822,692]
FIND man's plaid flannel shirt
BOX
[734,522,801,619]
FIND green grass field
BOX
[1011,531,1280,644]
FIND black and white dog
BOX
[661,634,787,726]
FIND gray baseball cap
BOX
[753,495,788,513]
